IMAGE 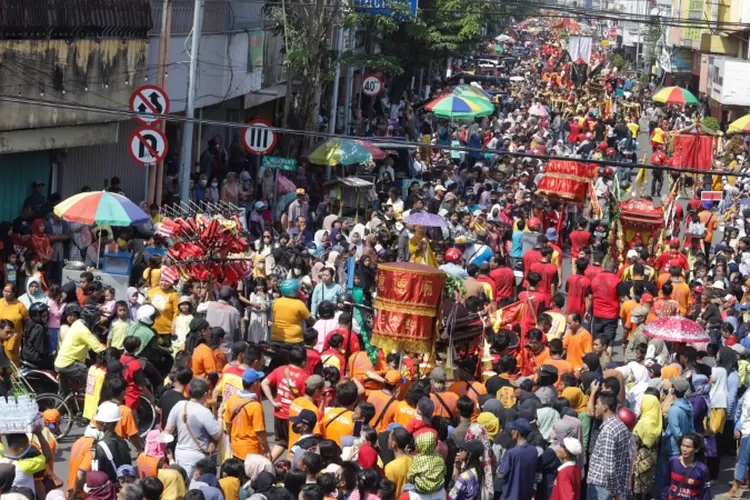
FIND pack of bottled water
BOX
[0,394,40,434]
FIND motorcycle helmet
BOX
[598,141,608,151]
[605,147,615,157]
[617,406,637,431]
[336,291,355,309]
[527,217,542,231]
[318,300,336,320]
[445,248,463,264]
[28,302,49,324]
[136,304,160,326]
[80,305,101,329]
[280,279,299,298]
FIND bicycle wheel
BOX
[35,393,74,440]
[136,395,157,438]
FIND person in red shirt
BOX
[584,252,605,282]
[522,236,546,287]
[518,272,545,342]
[569,118,582,144]
[260,345,309,461]
[655,240,688,272]
[490,255,515,301]
[303,329,322,376]
[590,261,621,343]
[550,437,583,500]
[566,258,592,317]
[323,312,361,353]
[568,220,591,265]
[320,333,347,372]
[120,336,152,412]
[530,246,559,307]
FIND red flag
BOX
[495,301,525,329]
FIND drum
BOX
[371,262,446,354]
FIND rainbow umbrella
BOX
[425,94,494,119]
[452,83,493,102]
[54,191,149,226]
[652,86,699,106]
[306,138,385,166]
[728,115,750,134]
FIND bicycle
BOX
[17,362,158,441]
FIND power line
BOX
[0,92,740,178]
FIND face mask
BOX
[211,182,219,188]
[308,249,316,255]
[200,179,207,187]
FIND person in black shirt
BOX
[593,118,605,142]
[91,401,133,482]
[427,186,446,214]
[12,203,35,238]
[159,365,192,429]
[485,354,518,397]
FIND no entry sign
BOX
[129,127,168,165]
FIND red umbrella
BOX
[642,316,710,344]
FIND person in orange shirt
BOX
[136,429,172,479]
[367,370,402,432]
[543,339,573,390]
[223,368,270,461]
[448,357,487,421]
[392,383,421,428]
[105,377,144,453]
[428,367,459,422]
[619,293,638,342]
[67,427,97,498]
[667,267,691,316]
[347,349,386,396]
[656,266,671,292]
[210,327,228,372]
[321,381,358,447]
[523,328,551,374]
[288,374,325,449]
[186,318,217,379]
[698,202,718,255]
[563,313,593,371]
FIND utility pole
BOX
[179,0,204,204]
[153,0,172,205]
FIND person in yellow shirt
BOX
[627,117,640,139]
[0,283,28,364]
[271,280,314,343]
[54,306,105,395]
[147,276,179,338]
[82,351,109,420]
[223,368,270,461]
[385,427,413,495]
[288,375,325,449]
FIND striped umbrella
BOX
[425,94,494,119]
[306,138,385,166]
[54,191,149,226]
[728,115,750,134]
[652,86,699,106]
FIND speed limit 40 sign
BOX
[362,74,384,96]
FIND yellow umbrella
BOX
[728,115,750,134]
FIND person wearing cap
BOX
[498,418,537,500]
[287,188,308,231]
[102,377,144,453]
[288,374,324,450]
[655,376,695,495]
[136,429,172,479]
[223,367,269,461]
[91,400,133,482]
[288,409,321,469]
[449,439,485,500]
[428,367,459,423]
[549,437,582,500]
[367,369,403,433]
[544,227,563,278]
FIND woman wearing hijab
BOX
[689,374,711,435]
[535,406,560,442]
[626,361,651,416]
[83,471,117,500]
[158,467,187,500]
[563,380,592,451]
[632,393,663,500]
[552,418,585,472]
[707,364,729,479]
[581,353,602,375]
[476,413,499,441]
[18,277,47,310]
[463,423,495,500]
[718,346,740,460]
[136,429,170,478]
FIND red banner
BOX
[536,159,596,203]
[671,134,714,171]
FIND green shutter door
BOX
[0,152,51,222]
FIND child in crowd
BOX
[127,286,144,322]
[244,277,269,344]
[210,327,228,372]
[108,301,131,349]
[171,296,194,351]
[58,302,81,346]
[4,252,18,288]
[100,286,117,323]
[46,284,64,354]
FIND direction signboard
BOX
[130,84,170,125]
[261,156,297,172]
[128,127,168,165]
[242,119,277,155]
[362,75,384,96]
[701,191,722,201]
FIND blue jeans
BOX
[587,485,615,500]
[736,436,750,482]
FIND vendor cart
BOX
[323,177,374,223]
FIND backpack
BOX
[497,386,517,409]
[687,218,707,238]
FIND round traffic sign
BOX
[130,84,170,125]
[128,126,168,165]
[242,119,277,155]
[608,28,617,40]
[362,75,384,97]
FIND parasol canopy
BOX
[495,34,512,42]
[642,316,710,344]
[652,86,699,106]
[54,191,150,226]
[728,114,750,134]
[425,94,494,119]
[509,76,525,82]
[454,83,492,102]
[529,103,549,117]
[306,138,385,166]
[404,212,448,228]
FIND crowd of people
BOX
[3,14,750,500]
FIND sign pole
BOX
[273,169,279,223]
[179,0,204,204]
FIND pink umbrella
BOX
[642,316,710,344]
[529,103,548,117]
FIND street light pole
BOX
[179,0,204,203]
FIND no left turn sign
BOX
[130,84,170,125]
[128,126,168,165]
[242,119,277,155]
